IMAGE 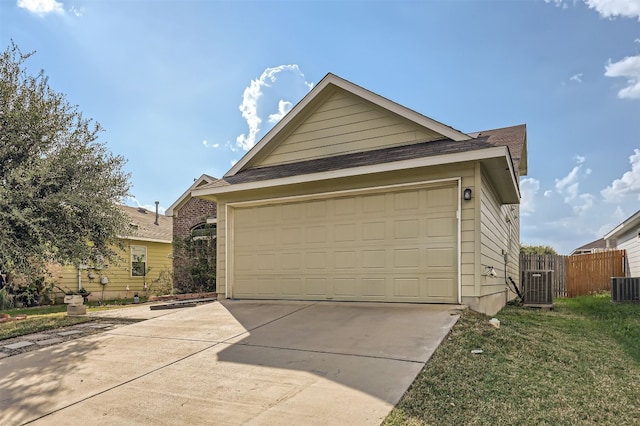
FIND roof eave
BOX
[604,210,640,240]
[166,174,216,217]
[195,147,519,203]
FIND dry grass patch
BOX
[385,294,640,425]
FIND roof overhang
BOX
[604,209,640,240]
[166,174,217,217]
[194,146,520,204]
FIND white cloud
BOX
[554,156,594,204]
[202,140,219,149]
[520,178,540,216]
[555,165,581,200]
[125,196,166,215]
[544,190,553,197]
[268,100,293,124]
[636,38,640,44]
[235,64,313,151]
[601,149,640,202]
[584,0,640,20]
[544,0,569,9]
[69,5,82,17]
[17,0,64,15]
[573,193,595,215]
[605,55,640,99]
[570,73,583,83]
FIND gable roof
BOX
[165,174,218,217]
[192,73,526,205]
[225,73,472,178]
[604,209,640,241]
[570,238,609,255]
[119,205,172,243]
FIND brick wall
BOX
[173,197,217,239]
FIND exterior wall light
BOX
[463,188,472,201]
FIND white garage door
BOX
[231,184,458,303]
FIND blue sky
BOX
[1,0,639,254]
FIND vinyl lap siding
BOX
[480,171,519,296]
[61,240,172,298]
[256,89,446,167]
[617,230,640,277]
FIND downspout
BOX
[457,178,462,305]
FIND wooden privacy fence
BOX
[565,250,626,297]
[520,254,567,298]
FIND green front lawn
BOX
[385,294,640,425]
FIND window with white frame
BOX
[131,245,147,277]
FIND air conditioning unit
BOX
[522,270,553,306]
[611,277,640,302]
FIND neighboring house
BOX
[58,205,173,300]
[604,210,640,277]
[570,238,612,256]
[190,73,528,315]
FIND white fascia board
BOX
[604,210,640,240]
[194,147,513,198]
[225,73,470,178]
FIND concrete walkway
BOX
[0,300,460,425]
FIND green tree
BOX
[0,42,130,277]
[520,245,558,255]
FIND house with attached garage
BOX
[183,73,527,315]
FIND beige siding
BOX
[254,89,447,168]
[617,230,640,276]
[61,239,172,300]
[216,164,476,300]
[479,170,520,298]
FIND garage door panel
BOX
[362,278,386,297]
[281,278,303,296]
[394,248,420,268]
[232,184,458,303]
[394,219,420,239]
[305,252,327,269]
[362,221,385,240]
[362,249,386,268]
[282,227,302,245]
[393,278,421,298]
[426,248,456,268]
[427,217,455,237]
[306,278,328,296]
[427,278,455,299]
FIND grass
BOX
[0,299,146,341]
[384,294,640,426]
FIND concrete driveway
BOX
[0,300,460,425]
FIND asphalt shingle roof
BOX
[119,205,172,242]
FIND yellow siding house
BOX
[59,205,173,301]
